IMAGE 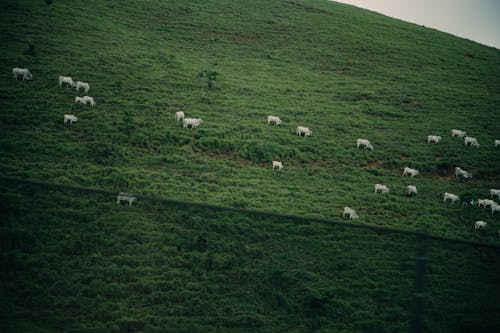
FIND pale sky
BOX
[332,0,500,49]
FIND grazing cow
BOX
[296,126,312,137]
[342,207,358,220]
[59,76,76,87]
[491,189,500,199]
[443,192,459,203]
[82,96,95,107]
[75,96,85,104]
[272,161,283,170]
[451,129,466,138]
[75,81,90,93]
[63,114,78,124]
[267,115,283,126]
[479,199,497,208]
[183,117,203,129]
[175,111,185,122]
[116,193,137,206]
[12,67,33,81]
[427,135,442,144]
[402,167,419,177]
[454,167,472,179]
[374,184,390,194]
[495,140,500,148]
[356,139,373,151]
[464,136,480,147]
[474,221,487,230]
[491,203,500,215]
[407,185,417,196]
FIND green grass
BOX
[1,0,500,331]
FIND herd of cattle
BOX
[260,114,500,232]
[12,67,500,233]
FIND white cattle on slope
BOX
[183,117,203,129]
[427,135,442,144]
[495,140,500,148]
[116,193,137,206]
[464,136,480,147]
[454,167,472,179]
[267,115,283,126]
[296,126,312,137]
[82,96,95,107]
[63,114,78,124]
[175,111,185,122]
[75,81,90,93]
[343,207,358,220]
[407,185,417,196]
[443,192,459,203]
[491,189,500,199]
[491,203,500,215]
[451,129,466,138]
[374,184,390,194]
[272,161,283,170]
[356,139,373,150]
[59,76,75,87]
[402,167,419,177]
[12,67,33,81]
[474,221,487,230]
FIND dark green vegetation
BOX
[1,0,500,331]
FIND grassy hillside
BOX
[1,0,500,331]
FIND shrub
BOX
[239,141,298,163]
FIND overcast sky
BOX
[332,0,500,49]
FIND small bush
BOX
[239,141,298,162]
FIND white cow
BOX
[474,221,487,230]
[59,76,76,87]
[491,203,500,215]
[272,161,283,170]
[175,111,185,122]
[374,184,390,194]
[490,189,500,199]
[82,96,95,107]
[63,114,78,124]
[478,199,497,208]
[427,135,442,144]
[407,185,417,196]
[495,140,500,147]
[183,117,203,129]
[443,192,459,203]
[342,207,358,220]
[75,95,95,107]
[454,167,472,179]
[296,126,312,137]
[402,167,419,177]
[116,193,137,206]
[451,129,466,138]
[267,115,282,126]
[12,67,33,81]
[75,81,90,93]
[464,136,480,147]
[356,139,373,151]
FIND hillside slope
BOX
[1,0,500,331]
[1,0,500,234]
